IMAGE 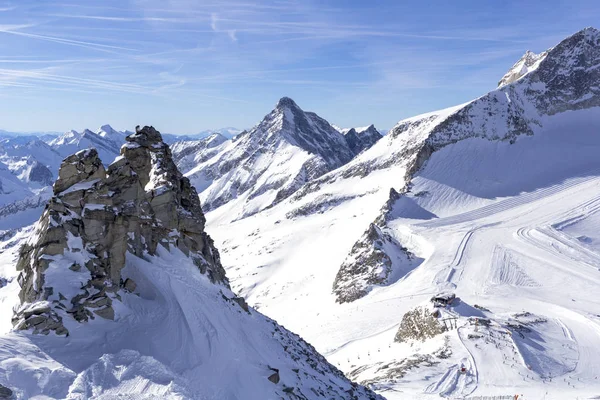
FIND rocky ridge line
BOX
[13,126,227,335]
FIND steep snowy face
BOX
[183,97,356,220]
[3,126,380,400]
[297,27,600,199]
[171,133,229,173]
[342,124,383,155]
[326,27,600,303]
[270,97,354,166]
[497,50,548,87]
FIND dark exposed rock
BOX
[28,161,54,186]
[343,125,382,155]
[267,367,280,384]
[0,384,12,399]
[123,278,136,293]
[13,126,228,335]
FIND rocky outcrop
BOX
[332,220,418,303]
[332,187,423,304]
[343,125,382,155]
[13,126,227,335]
[394,306,445,343]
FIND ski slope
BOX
[208,108,600,398]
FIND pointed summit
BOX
[275,96,300,110]
[498,49,548,87]
[181,98,356,218]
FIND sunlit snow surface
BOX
[207,108,600,399]
[0,241,375,399]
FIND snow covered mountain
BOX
[180,97,361,220]
[0,126,381,399]
[171,133,229,174]
[196,127,242,139]
[48,124,129,166]
[0,124,131,230]
[202,27,600,398]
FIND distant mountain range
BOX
[0,27,599,399]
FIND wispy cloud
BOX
[0,0,597,132]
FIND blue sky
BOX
[0,0,598,134]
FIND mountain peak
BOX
[99,124,116,133]
[126,125,163,147]
[498,49,548,87]
[275,96,300,110]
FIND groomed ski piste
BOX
[207,107,600,399]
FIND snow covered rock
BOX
[13,127,226,335]
[49,125,128,168]
[497,50,548,87]
[171,133,229,174]
[333,222,417,303]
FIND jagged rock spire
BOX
[13,126,227,335]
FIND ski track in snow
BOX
[206,108,600,399]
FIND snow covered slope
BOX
[205,27,600,398]
[0,127,381,400]
[182,97,358,221]
[171,133,229,175]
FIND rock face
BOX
[342,125,382,155]
[394,307,445,343]
[13,127,227,335]
[333,222,418,303]
[332,188,423,303]
[28,161,54,186]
